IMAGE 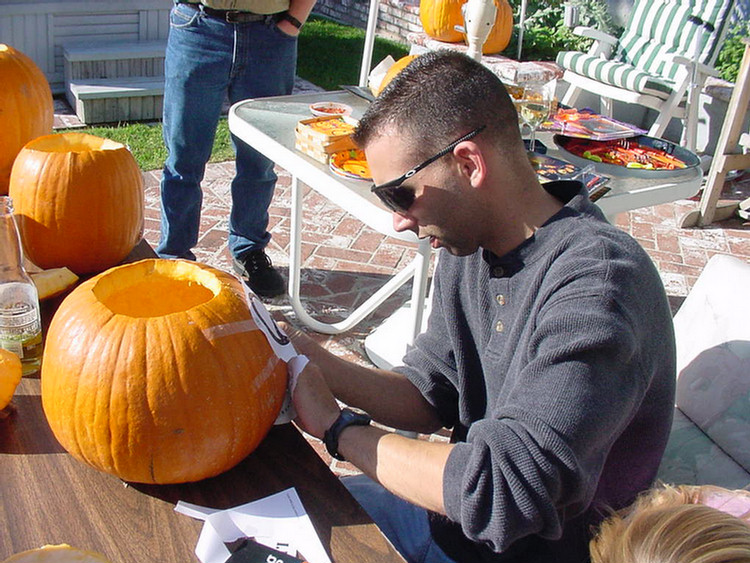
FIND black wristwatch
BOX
[279,11,303,29]
[323,408,371,461]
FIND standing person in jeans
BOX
[284,50,677,563]
[158,0,316,297]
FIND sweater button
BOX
[496,294,506,306]
[492,266,505,277]
[495,320,504,332]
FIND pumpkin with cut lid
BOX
[40,259,288,484]
[9,133,144,275]
[0,44,54,196]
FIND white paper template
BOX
[175,488,332,563]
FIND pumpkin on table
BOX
[420,0,465,43]
[9,133,144,275]
[419,0,513,55]
[374,55,420,96]
[0,44,53,196]
[1,544,111,563]
[40,259,288,484]
[465,0,513,55]
[0,349,22,412]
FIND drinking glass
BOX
[519,80,555,153]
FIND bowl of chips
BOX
[329,149,371,181]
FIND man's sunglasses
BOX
[370,125,486,214]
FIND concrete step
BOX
[66,76,164,124]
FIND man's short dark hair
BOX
[353,50,522,159]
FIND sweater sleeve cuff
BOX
[443,441,473,522]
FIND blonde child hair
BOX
[590,484,750,563]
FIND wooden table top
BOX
[0,240,404,563]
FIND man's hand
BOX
[276,18,301,37]
[278,321,317,355]
[291,361,341,439]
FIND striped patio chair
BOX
[556,0,734,151]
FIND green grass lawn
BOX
[58,16,408,171]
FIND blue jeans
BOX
[158,2,297,259]
[343,475,457,563]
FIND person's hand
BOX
[278,321,320,358]
[276,18,301,37]
[291,361,340,440]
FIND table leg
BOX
[288,175,430,335]
[365,239,433,369]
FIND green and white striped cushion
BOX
[556,51,675,98]
[616,0,733,81]
[557,0,733,96]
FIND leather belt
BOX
[179,2,274,23]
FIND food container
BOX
[309,101,353,117]
[329,149,371,181]
[294,115,358,164]
[554,134,701,178]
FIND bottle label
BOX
[0,308,41,359]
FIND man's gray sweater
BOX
[398,182,676,563]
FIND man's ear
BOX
[453,141,487,188]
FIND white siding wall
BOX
[0,1,171,93]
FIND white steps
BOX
[63,40,167,124]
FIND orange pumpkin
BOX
[463,0,514,55]
[0,349,23,411]
[374,55,420,96]
[0,44,53,196]
[41,259,288,484]
[9,133,144,275]
[420,0,465,42]
[2,544,111,563]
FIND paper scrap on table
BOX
[243,285,309,425]
[175,487,331,563]
[367,55,395,94]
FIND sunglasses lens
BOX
[379,186,414,213]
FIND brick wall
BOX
[313,0,422,44]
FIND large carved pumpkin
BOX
[0,44,53,196]
[9,133,144,275]
[420,0,464,43]
[41,259,288,484]
[463,0,513,55]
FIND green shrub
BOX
[297,16,409,90]
[716,22,749,83]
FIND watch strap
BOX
[323,408,371,461]
[280,11,303,29]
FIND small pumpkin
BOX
[463,0,513,55]
[0,44,54,196]
[0,348,22,411]
[374,55,420,96]
[1,544,111,563]
[420,0,465,43]
[41,259,287,484]
[9,133,144,275]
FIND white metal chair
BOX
[656,254,750,488]
[556,0,734,152]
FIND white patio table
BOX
[228,90,702,369]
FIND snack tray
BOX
[553,135,700,179]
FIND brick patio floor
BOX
[54,82,750,475]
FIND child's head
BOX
[590,485,750,563]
